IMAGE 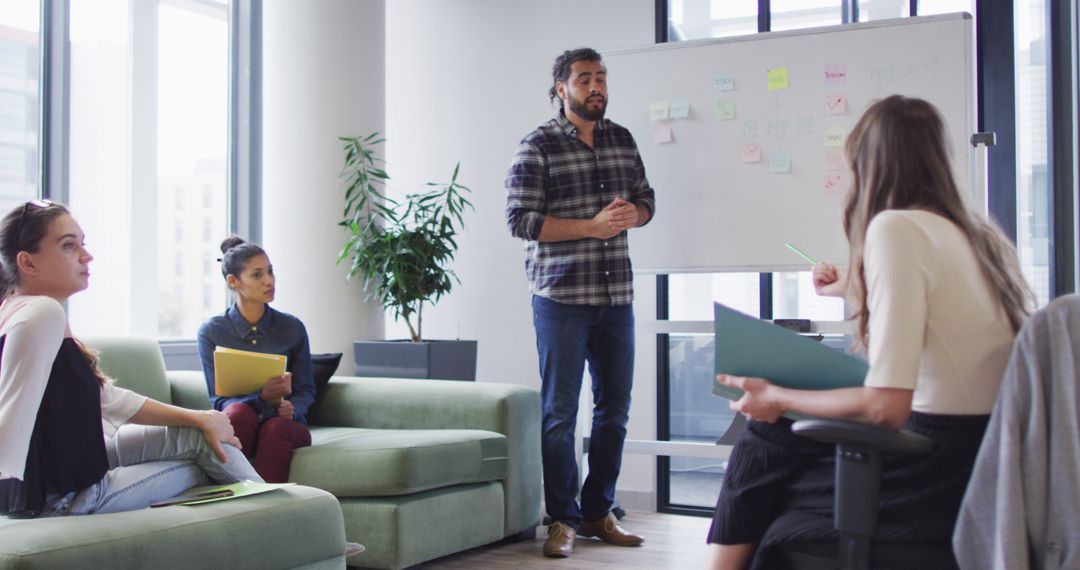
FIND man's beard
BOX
[570,95,606,121]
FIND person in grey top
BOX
[954,294,1080,570]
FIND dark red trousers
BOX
[224,402,312,483]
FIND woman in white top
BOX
[706,96,1033,569]
[0,200,261,518]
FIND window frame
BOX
[38,0,259,346]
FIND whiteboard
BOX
[605,14,975,273]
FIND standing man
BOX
[505,47,655,559]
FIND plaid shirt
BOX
[505,111,656,306]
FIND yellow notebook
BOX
[213,346,287,397]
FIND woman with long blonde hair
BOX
[0,201,261,518]
[706,95,1033,569]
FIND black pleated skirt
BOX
[707,411,989,570]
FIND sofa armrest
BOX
[167,370,212,411]
[309,377,542,536]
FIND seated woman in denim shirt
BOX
[197,236,315,483]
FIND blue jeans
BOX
[532,295,634,529]
[40,425,262,516]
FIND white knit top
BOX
[862,210,1017,415]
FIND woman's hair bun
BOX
[219,235,246,255]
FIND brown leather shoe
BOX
[578,513,645,546]
[542,522,576,558]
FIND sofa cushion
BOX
[291,427,508,496]
[0,485,345,570]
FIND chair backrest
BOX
[954,294,1080,569]
[83,336,172,404]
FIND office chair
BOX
[778,295,1080,570]
[779,419,952,570]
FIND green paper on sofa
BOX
[176,481,296,506]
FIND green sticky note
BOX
[715,100,736,121]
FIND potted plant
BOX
[337,133,477,380]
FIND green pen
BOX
[785,243,817,264]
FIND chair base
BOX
[783,539,958,570]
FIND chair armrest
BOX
[166,370,212,411]
[791,418,932,454]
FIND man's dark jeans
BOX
[532,295,634,529]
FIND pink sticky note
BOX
[824,174,844,192]
[741,143,762,163]
[825,64,847,84]
[652,124,673,144]
[825,149,844,172]
[825,94,847,115]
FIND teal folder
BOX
[712,302,868,402]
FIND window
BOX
[664,271,844,510]
[1015,0,1052,305]
[0,0,40,212]
[668,0,758,41]
[660,0,852,514]
[917,0,975,16]
[770,0,842,31]
[858,0,910,21]
[67,0,230,339]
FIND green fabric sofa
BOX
[31,336,543,570]
[296,375,543,569]
[0,336,348,570]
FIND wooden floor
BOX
[410,511,712,569]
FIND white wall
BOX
[262,0,386,372]
[385,1,658,504]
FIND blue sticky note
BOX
[714,72,735,92]
[669,100,691,119]
[769,153,791,173]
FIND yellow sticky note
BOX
[715,100,736,121]
[824,126,846,148]
[649,101,670,121]
[767,67,790,91]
